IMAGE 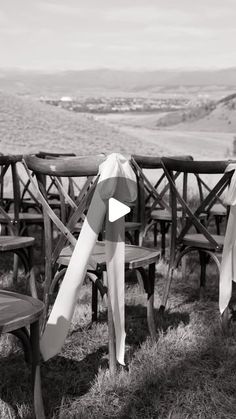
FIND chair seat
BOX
[0,212,43,223]
[0,290,44,333]
[58,241,160,270]
[151,209,180,221]
[125,222,141,230]
[182,233,225,250]
[210,203,227,216]
[151,209,207,222]
[0,236,35,251]
[22,198,61,210]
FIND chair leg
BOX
[28,247,38,299]
[214,215,221,235]
[160,266,174,312]
[139,264,156,338]
[221,306,230,335]
[12,248,30,287]
[13,254,19,285]
[11,327,32,363]
[199,251,207,300]
[134,229,140,246]
[91,280,98,322]
[153,222,157,247]
[30,320,45,419]
[146,263,156,339]
[104,271,116,375]
[160,221,166,258]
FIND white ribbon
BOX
[219,163,236,314]
[40,153,137,365]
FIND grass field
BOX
[1,228,236,419]
[96,112,235,159]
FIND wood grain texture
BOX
[0,290,44,333]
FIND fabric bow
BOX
[219,163,236,314]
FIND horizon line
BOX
[0,65,236,73]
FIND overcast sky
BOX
[0,0,236,71]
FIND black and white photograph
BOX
[1,1,236,418]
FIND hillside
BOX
[166,93,236,132]
[0,91,162,155]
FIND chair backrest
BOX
[161,157,234,255]
[21,151,76,203]
[23,154,106,311]
[37,151,76,159]
[23,154,105,236]
[131,154,194,217]
[0,154,24,234]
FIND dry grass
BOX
[0,91,163,157]
[98,111,235,159]
[1,243,236,419]
[1,90,234,162]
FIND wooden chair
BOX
[23,154,160,371]
[0,154,44,233]
[159,157,233,312]
[0,290,45,418]
[0,157,39,287]
[0,155,44,281]
[131,154,193,256]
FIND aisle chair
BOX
[0,154,43,226]
[0,154,44,280]
[159,157,233,312]
[131,154,193,256]
[0,154,44,284]
[23,154,160,370]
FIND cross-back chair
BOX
[0,154,44,234]
[131,154,193,256]
[159,157,233,312]
[0,154,44,286]
[23,154,160,371]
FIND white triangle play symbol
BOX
[108,197,130,222]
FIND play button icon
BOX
[108,197,130,222]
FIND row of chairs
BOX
[0,151,233,418]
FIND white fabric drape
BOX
[219,163,236,314]
[40,153,137,365]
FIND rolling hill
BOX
[0,90,163,156]
[165,92,236,133]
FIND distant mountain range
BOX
[0,68,236,96]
